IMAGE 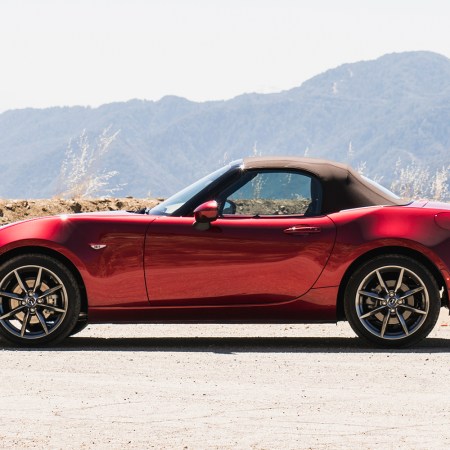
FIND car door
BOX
[144,169,336,307]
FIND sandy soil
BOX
[0,311,449,449]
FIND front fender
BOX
[0,214,153,307]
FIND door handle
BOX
[283,225,321,235]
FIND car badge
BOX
[89,244,107,250]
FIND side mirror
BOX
[193,200,219,230]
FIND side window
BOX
[221,170,321,216]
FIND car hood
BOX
[0,210,138,230]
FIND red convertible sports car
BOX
[0,157,449,347]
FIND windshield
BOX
[148,162,238,216]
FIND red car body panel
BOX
[144,215,336,306]
[0,214,155,308]
[0,201,448,325]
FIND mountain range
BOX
[0,50,449,199]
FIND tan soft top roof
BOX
[242,156,403,214]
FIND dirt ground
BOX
[0,310,449,449]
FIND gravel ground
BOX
[0,310,449,449]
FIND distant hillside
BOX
[0,51,449,198]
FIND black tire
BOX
[0,254,81,346]
[344,254,441,348]
[69,320,89,337]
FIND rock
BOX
[69,202,82,213]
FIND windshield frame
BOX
[148,160,243,216]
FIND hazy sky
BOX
[1,0,450,112]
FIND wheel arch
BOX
[0,246,88,315]
[336,246,448,320]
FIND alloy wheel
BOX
[355,265,429,340]
[0,265,69,340]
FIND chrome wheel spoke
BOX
[359,305,387,319]
[380,311,390,338]
[394,268,405,292]
[358,290,384,301]
[396,310,409,336]
[0,290,22,301]
[34,267,43,292]
[398,286,424,300]
[14,270,28,294]
[38,304,66,314]
[35,310,49,335]
[20,310,31,337]
[401,304,427,315]
[376,270,389,294]
[0,305,26,320]
[38,284,63,299]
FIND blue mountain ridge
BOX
[0,51,449,198]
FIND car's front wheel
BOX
[0,254,81,346]
[345,254,441,347]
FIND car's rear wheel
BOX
[0,254,80,346]
[344,255,441,348]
